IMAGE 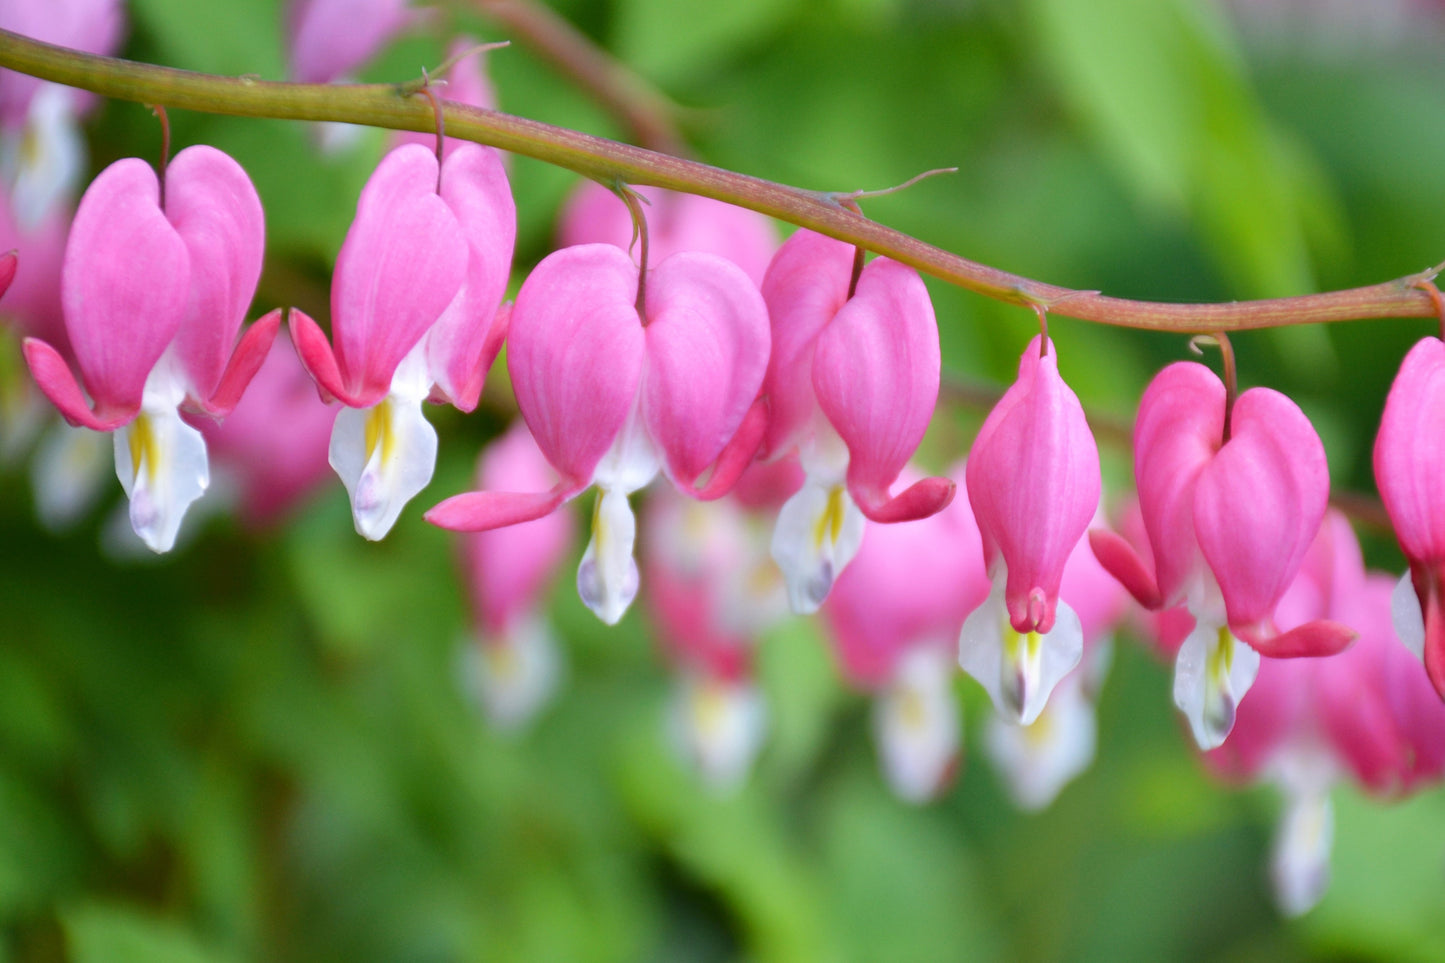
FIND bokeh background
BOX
[1,0,1444,959]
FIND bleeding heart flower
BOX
[426,242,770,626]
[760,229,953,614]
[1202,511,1445,916]
[1090,361,1354,748]
[458,421,574,731]
[822,463,986,802]
[645,490,782,791]
[1373,335,1445,699]
[290,142,514,540]
[23,146,275,552]
[0,0,124,228]
[959,335,1099,726]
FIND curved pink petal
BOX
[426,485,574,533]
[426,143,516,412]
[198,308,283,418]
[164,146,266,406]
[288,308,345,404]
[674,397,769,501]
[641,252,770,490]
[1374,337,1445,567]
[22,336,134,429]
[329,145,468,407]
[58,157,189,416]
[1088,528,1162,610]
[461,423,575,634]
[0,199,69,351]
[1133,362,1225,607]
[507,243,644,486]
[811,257,943,521]
[0,250,15,300]
[758,229,853,458]
[966,336,1101,634]
[1194,387,1329,635]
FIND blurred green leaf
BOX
[63,903,229,963]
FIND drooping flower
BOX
[0,0,124,228]
[960,335,1099,725]
[1090,361,1354,748]
[559,181,778,285]
[1373,335,1445,698]
[457,422,574,731]
[290,142,515,539]
[761,229,953,614]
[1204,511,1445,916]
[427,242,770,626]
[23,146,276,552]
[645,489,783,791]
[822,464,987,802]
[982,520,1128,811]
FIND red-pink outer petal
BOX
[642,252,770,490]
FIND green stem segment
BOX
[0,28,1437,333]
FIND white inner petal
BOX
[1391,570,1426,662]
[769,473,866,615]
[1173,620,1261,750]
[3,83,84,230]
[983,672,1097,811]
[329,346,437,541]
[874,646,960,804]
[577,486,640,626]
[667,673,767,794]
[31,420,111,532]
[459,613,565,732]
[959,574,1083,726]
[1270,784,1335,918]
[113,411,209,555]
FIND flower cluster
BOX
[4,9,1445,923]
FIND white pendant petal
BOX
[113,407,210,554]
[459,614,564,732]
[769,477,866,614]
[4,83,84,230]
[959,577,1083,726]
[984,673,1096,811]
[1271,786,1334,917]
[1173,621,1261,750]
[577,486,640,625]
[31,421,111,531]
[874,647,960,803]
[668,673,767,794]
[329,393,438,541]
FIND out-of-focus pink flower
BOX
[286,0,418,85]
[1202,511,1445,915]
[960,335,1099,726]
[645,490,781,791]
[559,182,778,286]
[427,243,770,626]
[203,334,335,528]
[1091,361,1353,749]
[761,229,952,614]
[458,422,574,731]
[0,0,124,228]
[23,146,276,552]
[983,521,1131,811]
[0,190,67,352]
[1373,335,1445,698]
[822,465,985,802]
[292,142,514,540]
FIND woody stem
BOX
[0,29,1438,334]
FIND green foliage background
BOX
[1,0,1443,960]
